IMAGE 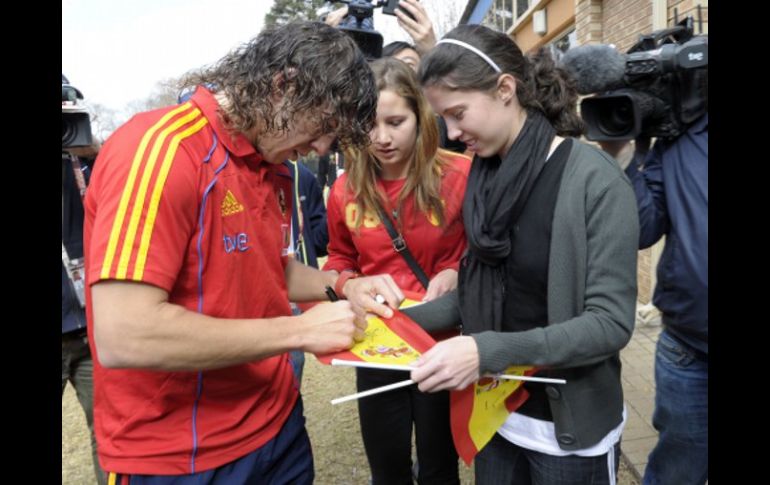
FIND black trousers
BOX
[356,368,459,485]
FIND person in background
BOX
[382,41,466,153]
[382,39,467,155]
[323,0,435,60]
[389,0,437,55]
[383,40,421,71]
[406,24,639,485]
[625,115,708,485]
[380,0,467,155]
[84,22,403,484]
[325,57,470,485]
[283,158,330,385]
[62,142,107,485]
[316,152,337,189]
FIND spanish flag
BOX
[314,292,536,464]
[450,366,537,465]
[315,291,432,365]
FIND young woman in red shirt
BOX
[324,57,470,484]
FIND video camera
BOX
[320,1,414,60]
[62,74,93,148]
[561,16,708,141]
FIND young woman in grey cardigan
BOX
[405,25,639,485]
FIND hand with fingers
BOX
[323,6,349,28]
[410,335,481,392]
[297,300,364,354]
[394,0,437,56]
[423,268,458,302]
[341,273,405,323]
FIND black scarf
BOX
[458,111,556,334]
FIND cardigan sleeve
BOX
[401,289,462,334]
[473,158,639,373]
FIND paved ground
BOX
[619,320,663,481]
[62,385,97,485]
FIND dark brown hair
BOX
[418,24,584,137]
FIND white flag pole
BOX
[330,379,415,405]
[330,358,566,384]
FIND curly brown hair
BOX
[180,21,377,149]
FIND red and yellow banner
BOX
[450,366,537,465]
[315,291,431,365]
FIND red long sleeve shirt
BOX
[324,154,471,294]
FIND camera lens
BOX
[62,117,78,147]
[62,85,79,103]
[62,111,93,148]
[597,97,634,137]
[581,93,643,141]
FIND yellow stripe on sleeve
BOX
[133,116,209,279]
[114,108,204,279]
[100,103,196,279]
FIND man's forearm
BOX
[93,280,368,371]
[93,281,305,371]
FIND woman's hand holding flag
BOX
[410,336,481,392]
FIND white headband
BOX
[436,39,502,73]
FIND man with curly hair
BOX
[84,22,403,484]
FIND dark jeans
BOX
[356,368,459,485]
[62,330,107,485]
[475,433,620,485]
[643,330,708,485]
[111,397,313,484]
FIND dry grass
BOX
[63,357,639,484]
[62,385,97,485]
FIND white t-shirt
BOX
[497,406,626,457]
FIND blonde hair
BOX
[345,57,453,229]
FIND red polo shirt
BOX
[84,87,297,474]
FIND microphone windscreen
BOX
[560,44,626,94]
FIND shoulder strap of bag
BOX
[374,202,430,290]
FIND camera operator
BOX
[619,112,708,485]
[566,19,708,483]
[61,74,107,485]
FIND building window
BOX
[548,27,577,61]
[481,0,538,32]
[516,0,531,19]
[483,0,515,32]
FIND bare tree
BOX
[84,101,120,144]
[264,0,329,26]
[423,0,466,38]
[377,0,467,45]
[482,0,515,33]
[123,77,182,118]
